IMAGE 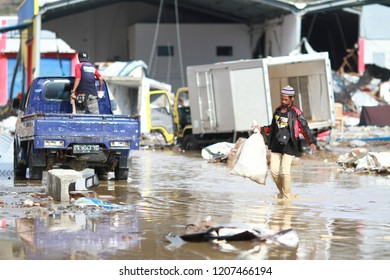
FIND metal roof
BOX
[40,0,390,24]
[0,17,75,53]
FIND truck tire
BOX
[13,141,26,180]
[28,147,43,180]
[114,167,129,180]
[95,167,108,180]
[181,134,199,150]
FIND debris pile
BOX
[332,64,390,127]
[336,148,390,174]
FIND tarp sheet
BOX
[358,105,390,126]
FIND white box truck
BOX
[100,61,175,147]
[179,52,335,149]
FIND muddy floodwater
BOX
[1,148,390,260]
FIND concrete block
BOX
[46,169,95,202]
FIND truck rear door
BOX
[193,71,217,133]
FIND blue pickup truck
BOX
[12,76,140,180]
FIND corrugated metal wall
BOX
[0,132,13,178]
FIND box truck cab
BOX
[147,90,175,145]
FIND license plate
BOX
[73,144,99,153]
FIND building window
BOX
[158,46,174,56]
[217,46,233,56]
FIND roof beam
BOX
[249,0,389,15]
[0,21,32,33]
[249,0,299,13]
[301,0,389,14]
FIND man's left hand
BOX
[310,143,317,154]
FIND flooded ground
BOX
[1,145,390,260]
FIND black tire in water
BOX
[95,167,108,180]
[181,134,199,150]
[13,141,26,180]
[115,167,129,180]
[28,146,43,180]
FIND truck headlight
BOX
[110,141,130,148]
[44,140,65,148]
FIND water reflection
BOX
[11,209,140,260]
[1,149,390,260]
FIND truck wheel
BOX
[28,148,43,180]
[95,167,108,180]
[29,165,43,180]
[14,141,26,180]
[114,168,129,180]
[181,134,199,150]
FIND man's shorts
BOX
[87,95,99,114]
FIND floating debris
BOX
[166,223,299,248]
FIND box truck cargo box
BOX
[186,52,335,141]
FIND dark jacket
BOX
[264,105,317,149]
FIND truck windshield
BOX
[149,92,174,134]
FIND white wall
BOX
[43,2,159,63]
[360,4,390,69]
[360,4,390,39]
[264,14,301,57]
[128,23,252,91]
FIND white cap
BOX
[281,85,295,96]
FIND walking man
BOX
[70,51,103,114]
[261,85,317,199]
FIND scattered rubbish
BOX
[97,195,115,201]
[23,199,34,207]
[73,197,134,211]
[349,140,367,147]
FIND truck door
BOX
[195,71,217,133]
[147,90,175,145]
[173,87,191,137]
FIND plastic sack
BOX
[201,142,235,162]
[231,129,267,185]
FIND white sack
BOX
[231,131,267,185]
[201,142,235,161]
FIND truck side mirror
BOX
[12,98,21,110]
[110,99,118,111]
